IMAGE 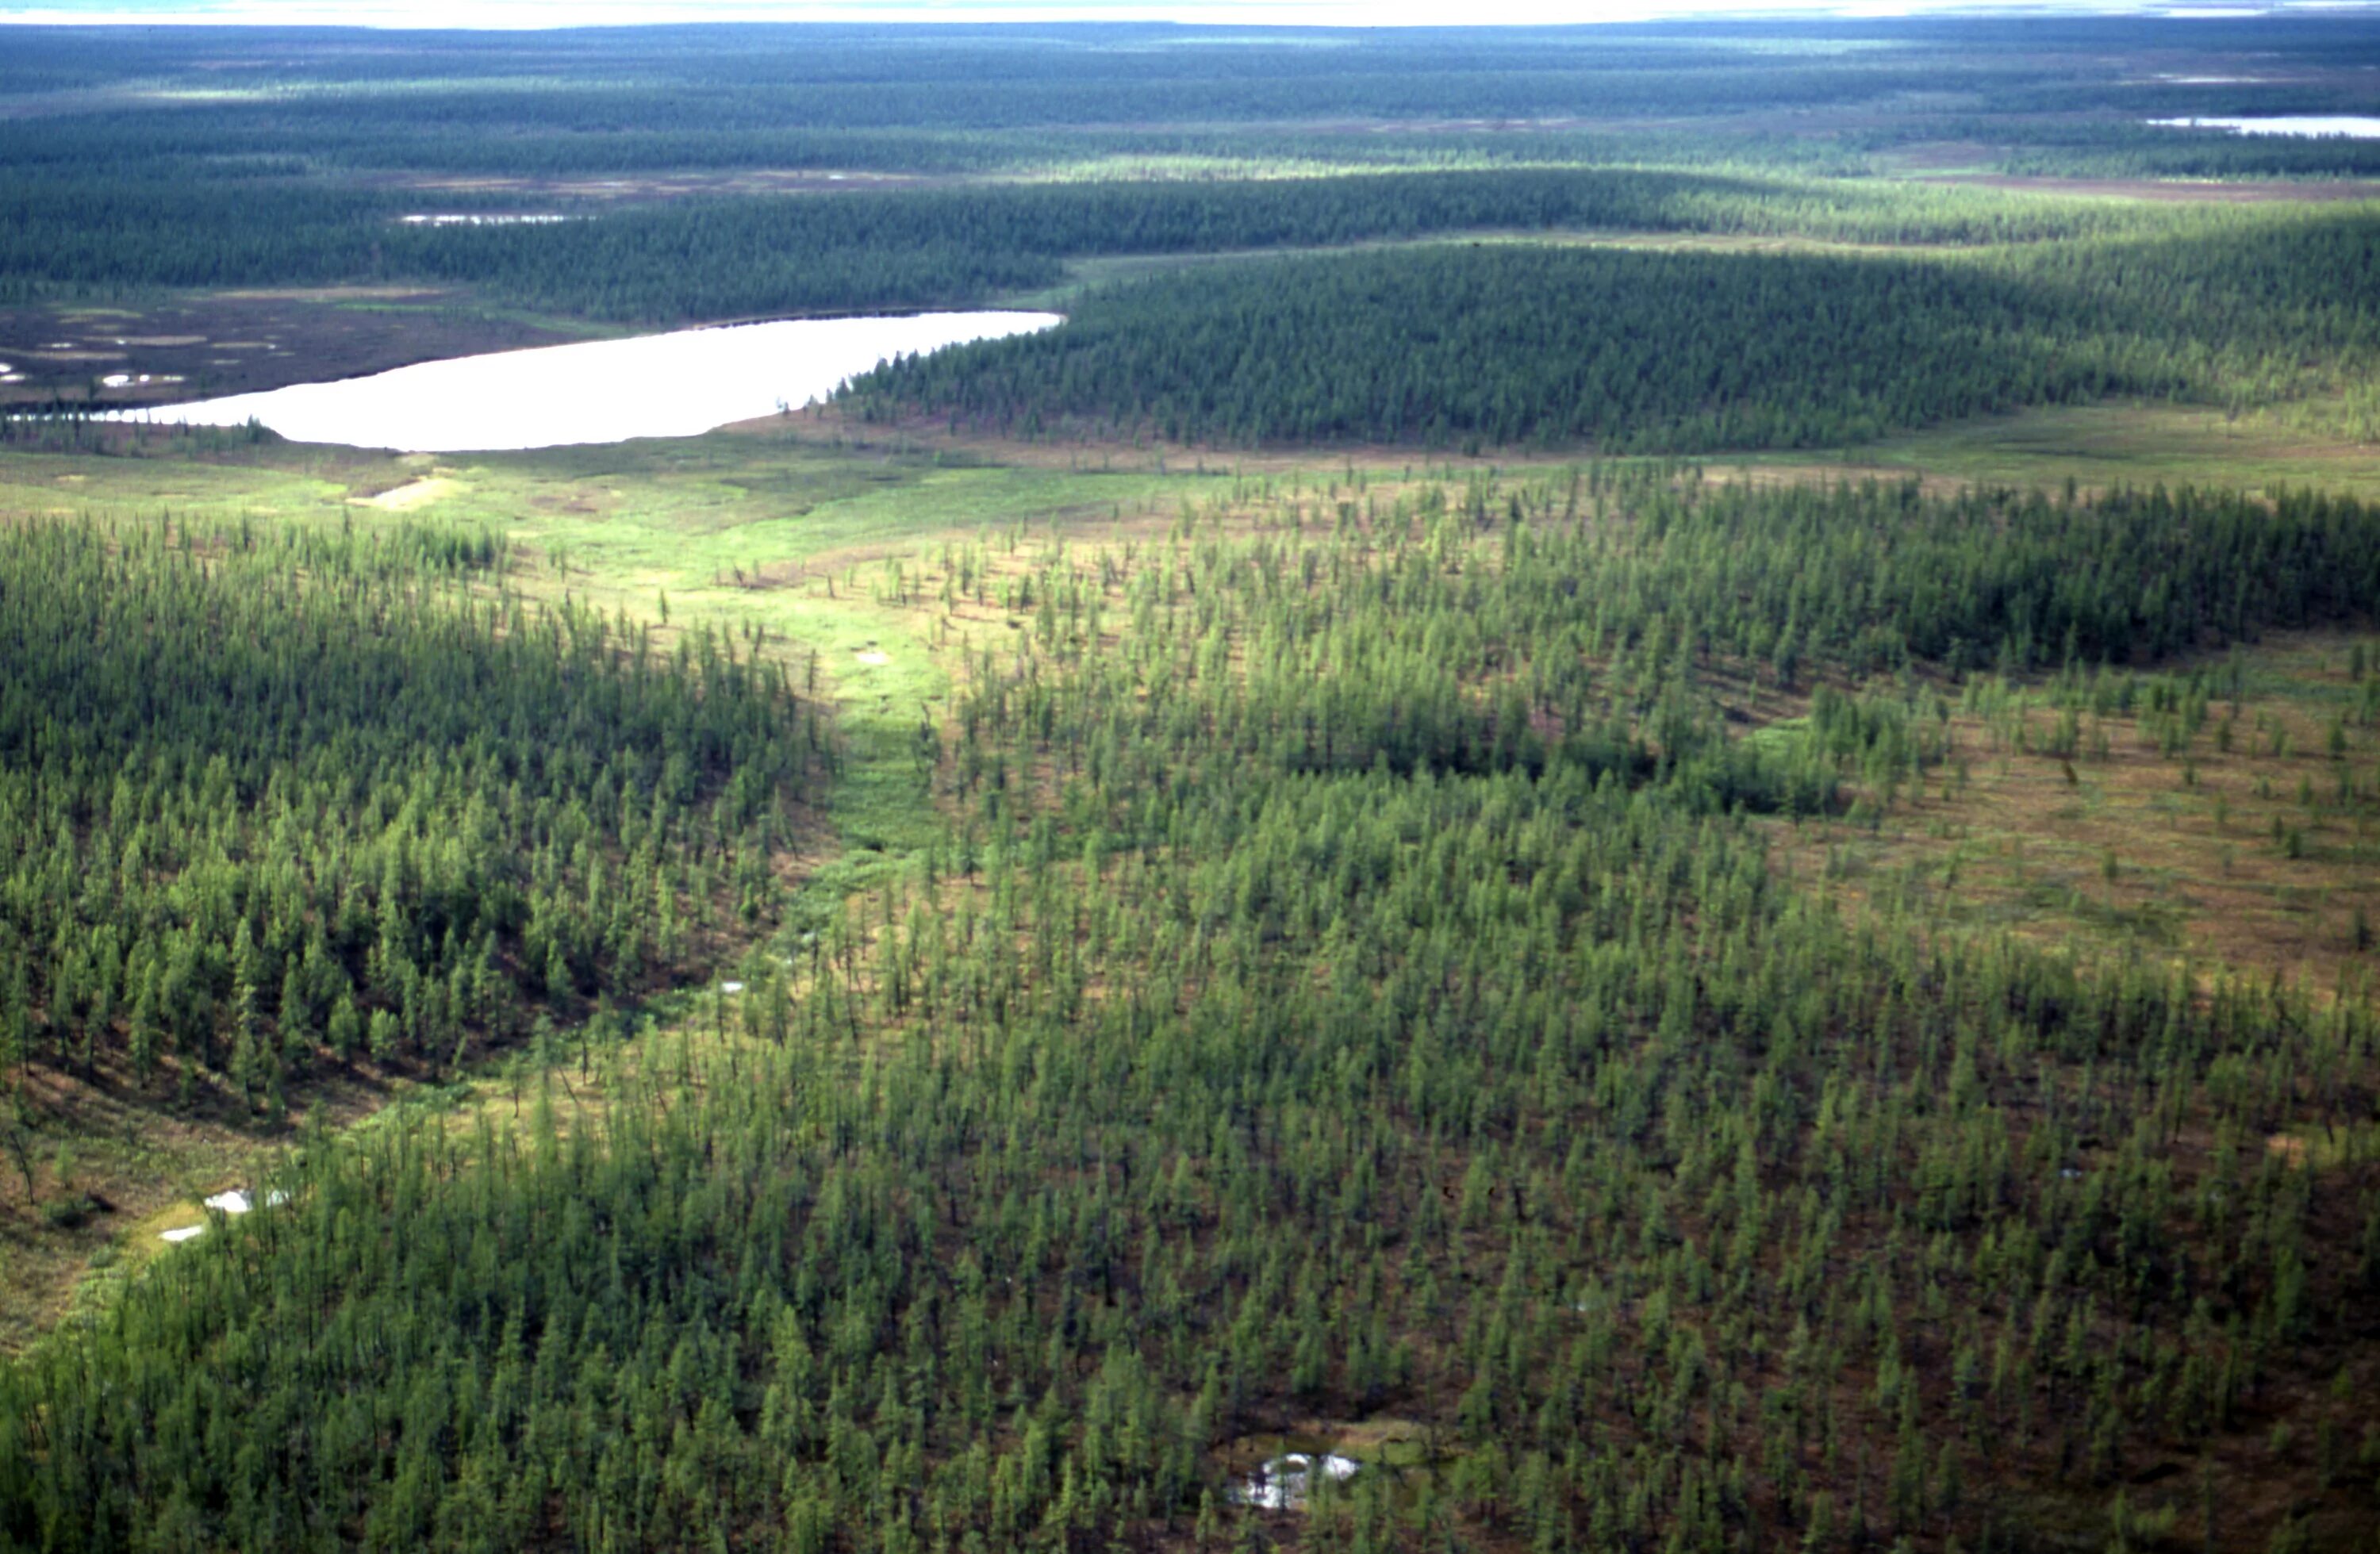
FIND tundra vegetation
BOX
[2,17,2380,1554]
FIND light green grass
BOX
[1760,398,2380,500]
[6,430,1184,861]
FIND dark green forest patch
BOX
[0,514,819,1117]
[840,208,2380,452]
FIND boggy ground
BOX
[1774,630,2380,1000]
[775,392,2380,502]
[0,287,608,409]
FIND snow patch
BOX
[1228,1454,1359,1511]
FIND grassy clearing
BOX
[443,433,1186,853]
[1753,398,2380,501]
[1777,630,2380,996]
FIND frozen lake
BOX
[2146,116,2380,138]
[120,311,1061,453]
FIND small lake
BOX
[2146,116,2380,138]
[120,311,1061,453]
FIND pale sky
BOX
[0,0,2359,25]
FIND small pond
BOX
[118,310,1061,453]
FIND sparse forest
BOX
[3,470,2378,1550]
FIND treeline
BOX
[0,178,409,301]
[1978,122,2380,182]
[0,516,817,1111]
[4,468,2374,1550]
[1539,474,2380,673]
[842,209,2380,451]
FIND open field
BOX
[1755,398,2380,501]
[1777,631,2380,996]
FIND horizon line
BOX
[6,0,2378,29]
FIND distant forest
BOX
[3,18,2380,322]
[0,167,2185,319]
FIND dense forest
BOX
[2,470,2377,1550]
[0,516,817,1114]
[841,208,2380,451]
[0,167,2183,320]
